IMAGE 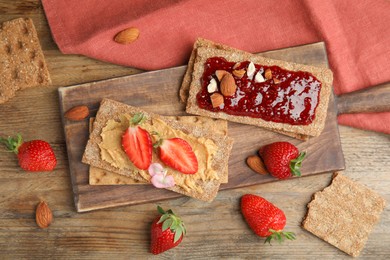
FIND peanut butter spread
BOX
[98,114,219,193]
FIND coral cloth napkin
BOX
[41,0,390,134]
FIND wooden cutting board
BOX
[58,42,345,212]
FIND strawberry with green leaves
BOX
[0,134,57,172]
[121,113,152,170]
[150,206,186,255]
[259,141,305,179]
[241,194,295,244]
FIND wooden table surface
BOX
[0,1,389,259]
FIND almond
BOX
[220,73,237,97]
[65,105,89,121]
[232,69,246,78]
[207,78,218,93]
[36,201,53,229]
[273,78,281,84]
[246,155,268,175]
[215,70,228,81]
[264,68,273,80]
[210,93,224,108]
[114,27,140,44]
[232,62,241,69]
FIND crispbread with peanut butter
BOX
[186,46,333,137]
[89,116,229,185]
[302,172,386,257]
[83,98,233,202]
[0,18,51,104]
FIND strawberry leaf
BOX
[130,113,146,126]
[157,205,165,215]
[0,134,23,154]
[174,227,183,243]
[265,229,297,244]
[162,218,173,231]
[289,152,306,177]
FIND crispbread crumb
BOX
[302,172,386,257]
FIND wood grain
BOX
[0,1,389,259]
[59,42,345,212]
[336,82,390,114]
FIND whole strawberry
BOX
[0,134,57,171]
[150,206,186,255]
[259,141,305,179]
[241,194,295,243]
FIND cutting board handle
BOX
[336,82,390,115]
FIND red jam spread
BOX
[196,57,322,125]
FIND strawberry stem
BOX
[156,205,186,243]
[0,134,23,154]
[130,113,146,126]
[289,152,306,177]
[151,131,163,148]
[265,229,296,244]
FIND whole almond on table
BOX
[36,201,53,229]
[65,105,89,121]
[246,155,268,175]
[220,73,237,97]
[210,93,224,108]
[114,27,140,44]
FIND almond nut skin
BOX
[220,73,237,97]
[232,69,246,78]
[246,155,268,175]
[264,68,273,80]
[65,105,89,121]
[273,78,281,84]
[210,93,224,108]
[114,27,140,44]
[215,70,229,81]
[36,201,53,229]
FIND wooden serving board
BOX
[59,42,345,212]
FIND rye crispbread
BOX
[83,99,233,202]
[89,116,229,185]
[88,118,147,185]
[0,18,51,104]
[180,38,241,103]
[179,38,312,140]
[302,172,386,257]
[186,46,333,137]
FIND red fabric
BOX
[42,0,390,134]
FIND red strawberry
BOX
[121,113,152,170]
[258,141,305,179]
[241,194,295,243]
[0,134,57,171]
[156,137,198,174]
[150,206,186,255]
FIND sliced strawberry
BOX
[122,125,152,170]
[158,138,198,174]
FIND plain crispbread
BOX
[186,46,333,137]
[82,98,233,202]
[302,172,386,257]
[0,18,51,104]
[89,116,229,185]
